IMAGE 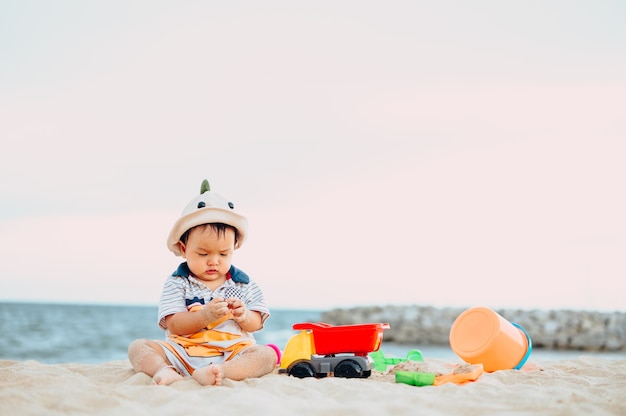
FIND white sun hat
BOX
[167,180,248,256]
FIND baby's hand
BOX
[226,298,248,323]
[203,297,230,322]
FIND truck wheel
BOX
[334,360,370,378]
[288,362,316,378]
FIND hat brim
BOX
[167,207,248,256]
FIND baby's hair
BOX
[180,223,239,246]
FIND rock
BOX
[321,305,626,352]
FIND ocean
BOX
[0,302,323,364]
[0,301,465,364]
[1,302,622,364]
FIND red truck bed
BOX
[292,322,390,356]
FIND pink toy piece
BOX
[266,343,283,365]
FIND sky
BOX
[1,1,625,312]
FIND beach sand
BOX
[1,356,624,416]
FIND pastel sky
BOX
[1,1,625,311]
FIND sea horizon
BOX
[1,301,624,365]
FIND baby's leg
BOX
[223,344,278,380]
[193,345,277,386]
[127,339,184,385]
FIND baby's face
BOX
[180,226,235,288]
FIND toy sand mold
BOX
[449,306,532,372]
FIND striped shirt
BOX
[158,263,269,351]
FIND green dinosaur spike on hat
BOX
[167,179,248,256]
[200,179,210,194]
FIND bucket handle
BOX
[511,322,532,370]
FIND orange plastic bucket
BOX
[449,307,532,372]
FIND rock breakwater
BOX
[321,305,626,352]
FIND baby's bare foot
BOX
[192,364,224,386]
[152,366,184,385]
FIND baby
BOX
[128,180,278,385]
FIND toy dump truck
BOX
[279,322,390,378]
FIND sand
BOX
[1,356,625,416]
